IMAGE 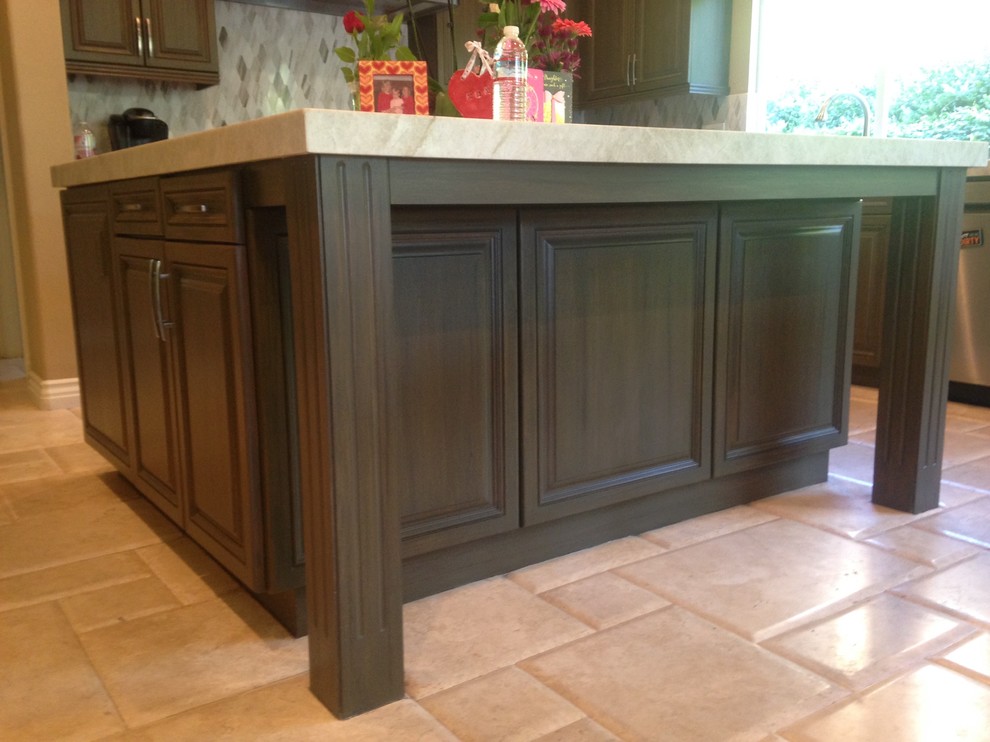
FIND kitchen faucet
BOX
[815,92,872,137]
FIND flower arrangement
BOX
[335,0,416,85]
[477,0,591,75]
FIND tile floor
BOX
[2,379,990,741]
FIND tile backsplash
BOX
[67,0,353,154]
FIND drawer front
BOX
[162,170,243,244]
[110,178,163,237]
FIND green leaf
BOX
[434,92,462,117]
[335,47,356,63]
[395,46,417,62]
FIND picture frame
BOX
[357,60,430,115]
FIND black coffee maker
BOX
[108,108,169,150]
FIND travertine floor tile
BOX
[848,398,878,435]
[61,575,182,633]
[896,552,990,628]
[1,470,138,520]
[937,632,990,684]
[941,430,990,468]
[750,476,928,540]
[913,496,990,548]
[0,601,125,741]
[825,442,875,486]
[941,454,990,493]
[0,448,61,484]
[521,607,843,742]
[540,572,670,630]
[849,385,878,404]
[137,537,240,605]
[508,536,663,594]
[45,441,117,474]
[937,482,989,508]
[0,497,180,578]
[782,664,990,741]
[865,524,982,569]
[0,551,152,612]
[0,410,86,451]
[947,400,990,424]
[761,594,974,691]
[102,674,457,741]
[404,577,593,698]
[79,592,308,727]
[421,666,584,741]
[535,718,620,741]
[640,505,777,550]
[617,519,928,642]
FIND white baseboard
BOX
[27,372,80,410]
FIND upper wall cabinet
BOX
[61,0,219,86]
[576,0,731,107]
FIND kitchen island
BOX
[52,110,988,718]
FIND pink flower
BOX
[551,18,592,37]
[535,0,566,15]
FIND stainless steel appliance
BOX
[949,175,990,405]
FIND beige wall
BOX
[0,136,22,359]
[0,0,77,391]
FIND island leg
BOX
[285,156,404,716]
[873,169,966,513]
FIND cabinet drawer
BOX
[162,170,243,244]
[110,178,163,236]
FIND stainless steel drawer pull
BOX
[120,203,144,212]
[150,259,174,341]
[145,18,154,58]
[136,17,143,57]
[177,204,210,214]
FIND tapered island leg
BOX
[285,156,404,717]
[873,168,967,513]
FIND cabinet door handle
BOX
[148,260,161,341]
[626,54,631,87]
[150,259,174,341]
[135,17,143,57]
[120,202,144,212]
[630,53,637,87]
[177,203,209,214]
[144,18,154,57]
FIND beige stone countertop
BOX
[51,108,990,188]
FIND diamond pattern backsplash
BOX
[67,1,354,154]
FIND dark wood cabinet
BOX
[577,0,731,107]
[851,198,892,386]
[60,0,218,86]
[715,201,860,476]
[520,205,717,524]
[390,209,520,555]
[109,174,261,588]
[61,185,132,471]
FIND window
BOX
[756,0,990,141]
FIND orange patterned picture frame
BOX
[357,60,430,115]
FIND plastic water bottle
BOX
[493,25,527,121]
[74,121,96,159]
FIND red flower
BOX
[551,18,592,37]
[343,10,365,34]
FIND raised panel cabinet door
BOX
[715,201,860,477]
[166,241,261,588]
[521,204,717,525]
[114,237,182,523]
[390,208,520,556]
[62,186,132,469]
[632,0,688,93]
[144,0,217,73]
[61,0,143,66]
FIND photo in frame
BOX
[357,60,430,115]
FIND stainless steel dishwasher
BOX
[949,176,990,406]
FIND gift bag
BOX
[448,41,495,119]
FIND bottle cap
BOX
[503,25,519,37]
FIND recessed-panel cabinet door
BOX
[144,0,217,73]
[61,0,143,66]
[715,201,859,476]
[521,204,717,525]
[391,208,519,556]
[114,237,182,523]
[167,240,261,588]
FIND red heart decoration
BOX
[448,70,494,119]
